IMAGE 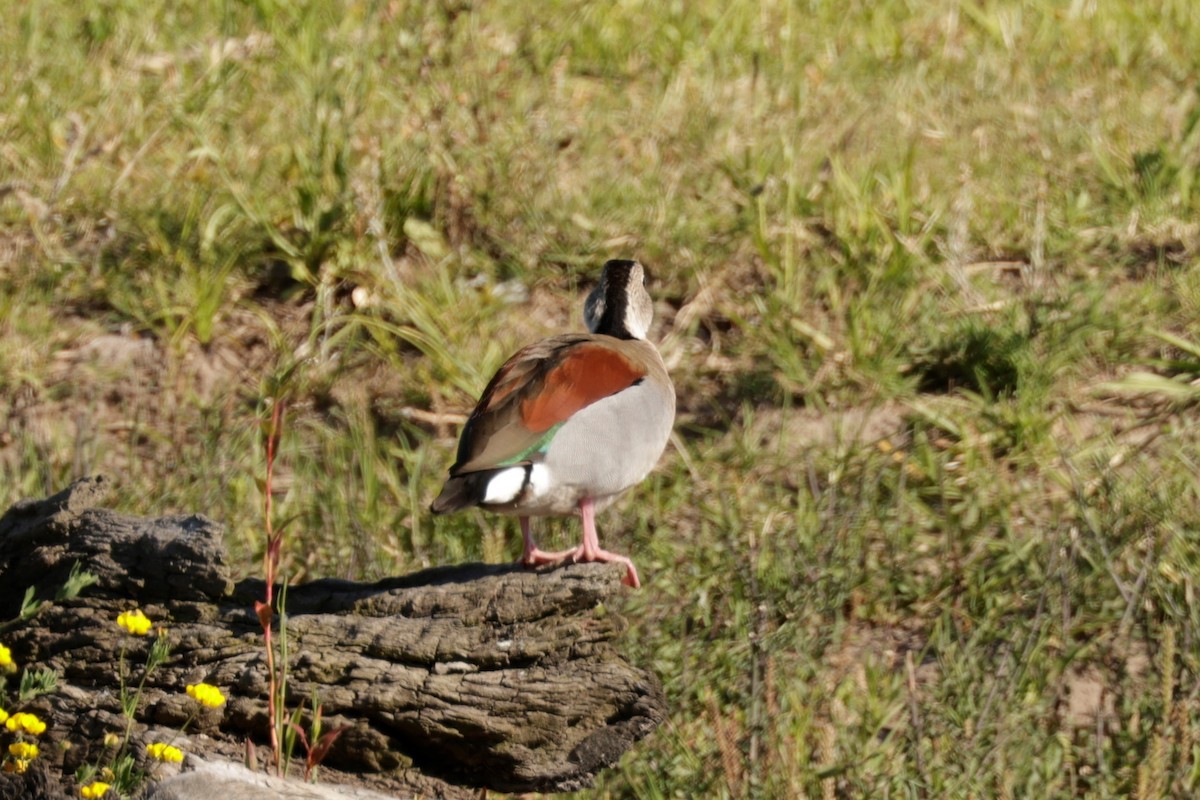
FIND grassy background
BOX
[4,0,1200,796]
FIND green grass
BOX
[3,0,1200,796]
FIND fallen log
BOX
[0,477,665,799]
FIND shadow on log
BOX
[0,477,666,799]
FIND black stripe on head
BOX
[594,259,639,339]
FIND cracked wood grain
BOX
[0,477,666,798]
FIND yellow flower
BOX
[146,742,184,763]
[5,712,47,736]
[81,782,112,799]
[8,742,38,760]
[0,644,12,667]
[0,709,7,725]
[3,758,29,774]
[117,609,152,636]
[186,683,226,708]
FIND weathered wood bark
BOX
[0,477,665,799]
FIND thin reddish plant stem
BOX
[260,399,286,774]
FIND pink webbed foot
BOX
[517,516,575,567]
[515,510,642,588]
[520,544,639,587]
[563,543,641,588]
[570,496,642,588]
[520,546,576,566]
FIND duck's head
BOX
[583,259,653,340]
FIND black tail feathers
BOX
[430,474,475,514]
[430,466,531,514]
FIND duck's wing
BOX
[450,333,649,474]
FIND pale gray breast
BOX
[543,360,675,501]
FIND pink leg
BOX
[518,516,574,567]
[517,504,641,588]
[570,497,641,588]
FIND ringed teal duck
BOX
[431,259,675,588]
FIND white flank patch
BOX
[483,467,526,504]
[527,464,552,498]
